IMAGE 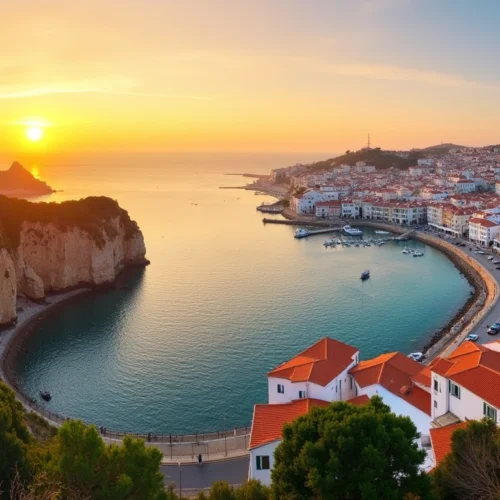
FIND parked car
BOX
[488,323,500,335]
[408,352,424,362]
[465,334,479,342]
[488,256,494,260]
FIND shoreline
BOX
[0,288,93,415]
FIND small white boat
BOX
[294,228,310,239]
[401,248,410,254]
[343,225,363,236]
[374,230,390,235]
[413,250,424,257]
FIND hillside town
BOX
[267,145,500,248]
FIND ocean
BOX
[7,152,471,434]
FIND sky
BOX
[1,0,499,155]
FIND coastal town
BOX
[257,144,500,248]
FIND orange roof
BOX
[430,341,500,408]
[429,422,467,466]
[249,398,330,449]
[345,394,370,406]
[268,337,358,387]
[350,352,431,415]
[412,366,432,388]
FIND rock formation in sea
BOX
[0,161,54,196]
[0,195,149,327]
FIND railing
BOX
[4,377,250,446]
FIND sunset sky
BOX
[2,0,499,154]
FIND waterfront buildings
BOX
[280,146,500,244]
[249,336,500,484]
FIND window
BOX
[449,381,461,399]
[277,384,284,394]
[298,390,306,399]
[484,403,497,421]
[433,379,439,393]
[256,456,270,470]
[434,400,438,408]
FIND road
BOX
[162,456,249,495]
[429,233,500,347]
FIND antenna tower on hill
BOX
[367,133,371,149]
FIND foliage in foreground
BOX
[194,480,270,500]
[433,419,500,500]
[271,396,433,500]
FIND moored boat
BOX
[360,269,370,280]
[294,228,310,239]
[343,225,363,236]
[40,391,51,402]
[374,230,390,235]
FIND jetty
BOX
[395,228,416,241]
[262,218,331,227]
[295,227,342,238]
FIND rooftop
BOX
[268,337,358,387]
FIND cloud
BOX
[0,79,212,100]
[0,87,212,100]
[312,62,500,91]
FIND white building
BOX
[455,179,476,194]
[249,338,433,484]
[290,189,339,215]
[341,200,360,218]
[468,217,500,246]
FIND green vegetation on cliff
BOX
[308,148,424,172]
[0,196,140,250]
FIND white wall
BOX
[430,372,449,420]
[268,377,306,404]
[249,441,279,486]
[357,384,432,435]
[448,382,499,423]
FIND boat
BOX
[40,391,51,402]
[360,269,370,280]
[413,250,424,257]
[401,248,410,254]
[374,230,390,235]
[343,225,363,236]
[294,228,310,239]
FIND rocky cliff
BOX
[0,196,148,327]
[0,161,54,196]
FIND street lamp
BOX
[177,460,182,499]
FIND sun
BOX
[26,126,44,142]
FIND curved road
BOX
[162,456,249,495]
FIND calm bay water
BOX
[9,152,471,434]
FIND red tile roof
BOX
[429,422,467,466]
[350,352,431,415]
[412,366,432,388]
[268,337,358,387]
[346,394,370,406]
[430,341,500,408]
[249,398,330,449]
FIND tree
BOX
[433,419,500,500]
[196,480,269,500]
[271,396,432,500]
[34,420,168,499]
[0,382,30,499]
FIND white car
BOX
[493,260,499,264]
[488,256,494,260]
[408,352,424,362]
[465,334,479,342]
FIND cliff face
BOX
[0,249,16,326]
[0,196,148,327]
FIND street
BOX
[162,456,249,495]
